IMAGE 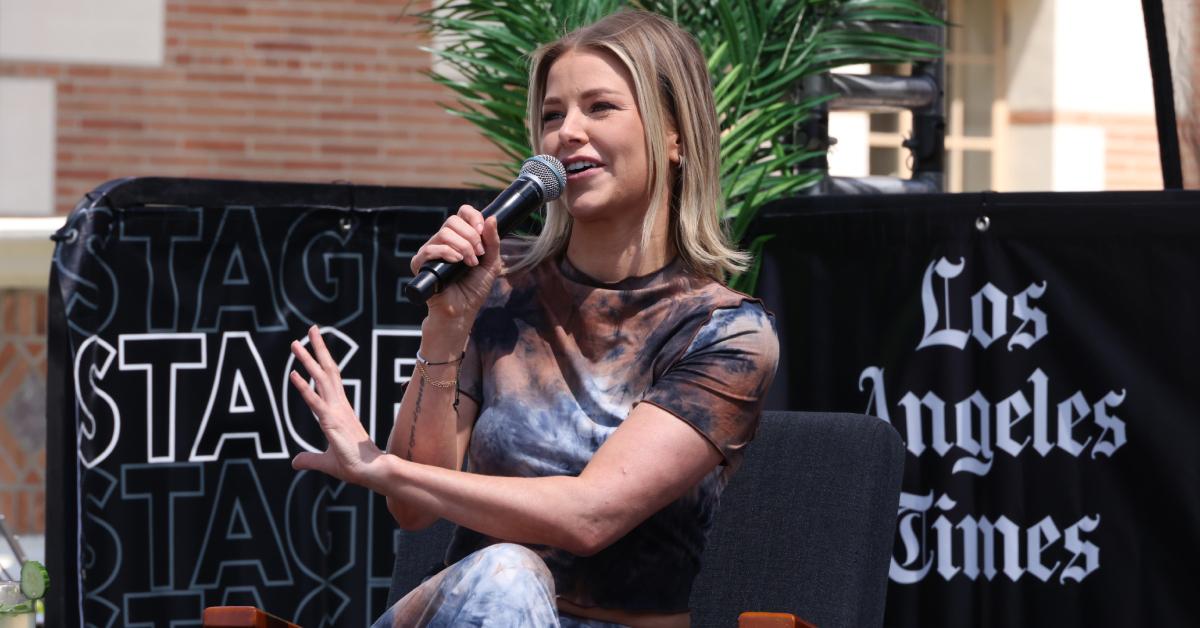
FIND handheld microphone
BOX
[403,155,566,304]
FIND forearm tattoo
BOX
[405,376,426,459]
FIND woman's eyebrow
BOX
[543,88,624,106]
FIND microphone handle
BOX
[403,177,545,304]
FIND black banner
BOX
[47,178,490,626]
[755,191,1200,627]
[48,181,1200,626]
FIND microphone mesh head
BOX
[520,155,566,201]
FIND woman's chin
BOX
[563,197,605,221]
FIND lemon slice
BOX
[18,560,47,600]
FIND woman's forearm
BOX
[384,317,474,527]
[386,317,470,466]
[370,406,723,555]
[367,454,612,556]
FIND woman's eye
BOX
[590,102,617,113]
[542,111,563,123]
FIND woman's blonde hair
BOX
[507,9,749,282]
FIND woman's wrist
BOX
[418,317,470,362]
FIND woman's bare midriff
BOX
[557,597,690,628]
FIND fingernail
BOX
[475,243,485,255]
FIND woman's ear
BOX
[667,127,682,166]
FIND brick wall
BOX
[0,0,504,218]
[0,290,47,535]
[1008,110,1163,190]
[1102,114,1164,190]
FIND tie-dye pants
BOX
[372,543,628,628]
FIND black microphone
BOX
[404,155,566,304]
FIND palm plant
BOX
[421,0,941,291]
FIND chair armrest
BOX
[202,606,301,628]
[738,611,817,628]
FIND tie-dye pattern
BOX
[447,243,779,613]
[373,543,627,628]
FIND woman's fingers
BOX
[290,340,326,387]
[409,206,486,274]
[479,216,501,268]
[291,451,335,475]
[289,369,324,413]
[410,244,463,274]
[434,226,480,266]
[307,326,342,377]
[444,214,485,257]
[456,205,486,236]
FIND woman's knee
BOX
[471,543,553,583]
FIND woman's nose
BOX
[558,110,587,145]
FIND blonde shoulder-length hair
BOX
[505,9,749,282]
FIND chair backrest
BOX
[689,411,904,628]
[387,411,904,628]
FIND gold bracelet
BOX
[415,361,457,389]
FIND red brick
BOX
[281,159,347,171]
[254,41,315,54]
[91,152,146,166]
[219,22,285,35]
[253,75,314,87]
[320,110,380,122]
[184,38,248,51]
[282,126,350,138]
[254,142,315,154]
[59,168,115,181]
[287,26,344,37]
[58,135,111,147]
[321,77,384,91]
[184,105,245,117]
[251,8,318,20]
[111,137,179,150]
[75,84,146,96]
[122,104,184,116]
[316,10,388,23]
[321,143,378,156]
[152,155,213,168]
[253,108,314,120]
[215,123,283,135]
[318,44,379,57]
[216,90,280,102]
[184,4,250,17]
[183,139,246,152]
[80,118,144,131]
[186,71,247,83]
[167,19,215,32]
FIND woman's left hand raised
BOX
[288,325,384,485]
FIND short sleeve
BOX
[457,334,482,405]
[639,300,779,467]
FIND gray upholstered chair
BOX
[387,411,905,628]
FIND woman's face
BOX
[540,49,672,226]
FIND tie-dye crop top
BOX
[445,242,780,613]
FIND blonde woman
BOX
[289,10,779,628]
